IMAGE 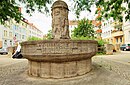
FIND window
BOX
[15,25,17,30]
[4,40,7,46]
[120,37,122,42]
[116,38,118,43]
[22,35,24,39]
[4,30,6,36]
[9,32,12,37]
[129,31,130,40]
[10,40,12,46]
[19,34,21,39]
[4,30,7,37]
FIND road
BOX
[0,55,27,67]
[0,52,130,85]
[93,51,130,81]
[95,51,130,65]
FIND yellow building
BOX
[111,22,124,45]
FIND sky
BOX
[21,0,96,35]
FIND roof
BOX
[69,20,101,26]
[69,20,78,25]
[22,18,42,32]
[51,0,68,10]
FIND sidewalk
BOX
[93,51,130,81]
[93,56,130,81]
[0,54,130,85]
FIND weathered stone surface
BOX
[21,40,97,62]
[22,40,97,78]
[22,40,97,55]
[40,62,50,78]
[105,44,113,55]
[51,0,70,39]
[31,61,38,77]
[27,59,93,78]
[77,59,91,75]
[50,63,64,78]
[64,61,77,78]
[21,0,98,79]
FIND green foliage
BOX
[1,0,129,25]
[46,30,53,39]
[72,0,130,22]
[0,0,52,24]
[96,51,106,55]
[97,39,106,46]
[96,39,107,55]
[20,0,52,14]
[71,18,95,38]
[71,36,95,40]
[73,0,94,18]
[0,0,22,24]
[27,36,42,41]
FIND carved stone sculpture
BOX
[21,0,97,79]
[51,0,70,39]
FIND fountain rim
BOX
[21,39,98,45]
[22,52,96,63]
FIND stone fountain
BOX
[21,0,97,79]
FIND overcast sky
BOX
[21,0,96,35]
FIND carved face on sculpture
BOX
[54,8,60,16]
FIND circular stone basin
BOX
[21,40,97,78]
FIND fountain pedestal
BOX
[21,0,97,79]
[22,40,97,78]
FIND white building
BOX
[101,18,114,43]
[123,21,130,44]
[122,3,130,44]
[0,19,43,49]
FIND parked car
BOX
[0,48,8,55]
[120,44,130,51]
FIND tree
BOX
[46,30,52,39]
[0,0,52,24]
[0,0,130,24]
[73,0,130,22]
[71,18,95,38]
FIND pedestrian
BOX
[12,42,23,58]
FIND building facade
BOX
[69,20,78,36]
[123,3,130,44]
[123,21,130,44]
[101,18,114,43]
[69,20,101,37]
[0,19,43,49]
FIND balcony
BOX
[111,30,123,37]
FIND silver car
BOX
[0,48,8,55]
[120,44,130,51]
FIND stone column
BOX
[51,0,70,39]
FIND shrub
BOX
[27,36,42,41]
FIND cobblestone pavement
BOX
[0,54,130,85]
[94,51,130,81]
[96,51,130,64]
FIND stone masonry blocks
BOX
[28,59,92,79]
[50,63,64,78]
[40,62,50,78]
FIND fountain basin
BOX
[21,40,97,78]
